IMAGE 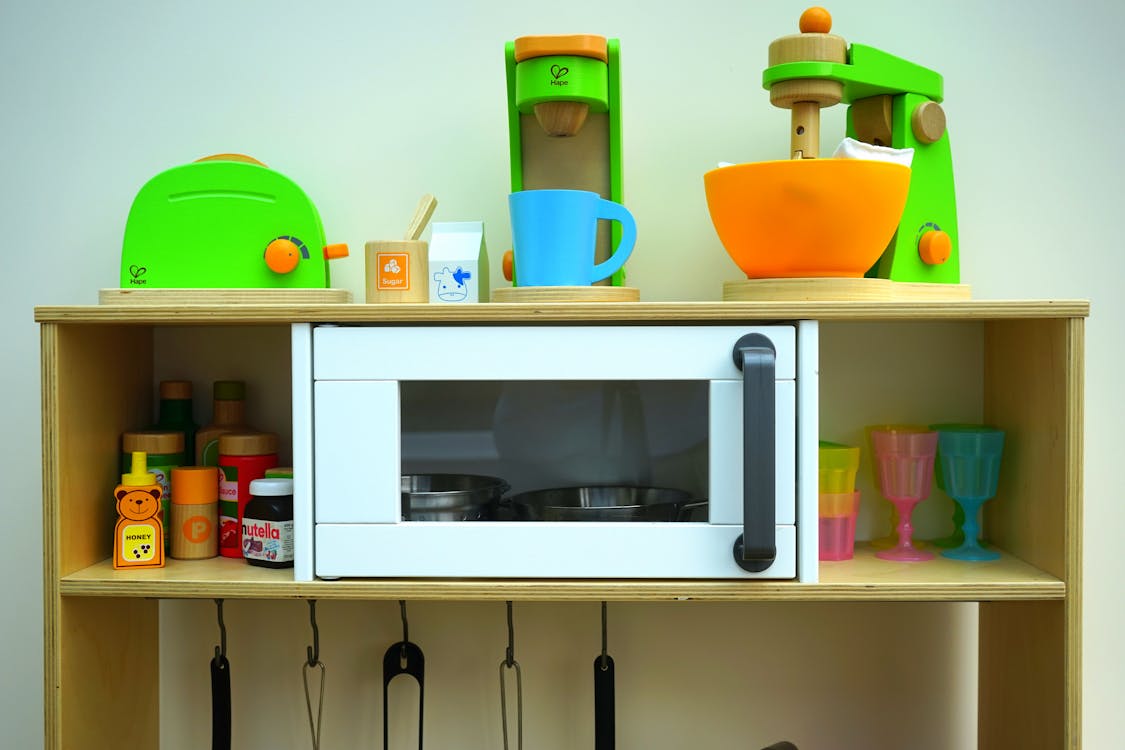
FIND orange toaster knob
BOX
[323,243,349,260]
[918,229,952,265]
[264,238,301,274]
[502,250,514,282]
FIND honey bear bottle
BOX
[113,451,166,569]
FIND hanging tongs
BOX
[304,600,327,750]
[499,601,522,750]
[384,600,424,750]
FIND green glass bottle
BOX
[154,380,198,460]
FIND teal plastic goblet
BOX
[936,426,1005,562]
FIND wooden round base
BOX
[495,284,643,301]
[99,288,353,305]
[492,286,640,303]
[722,278,971,302]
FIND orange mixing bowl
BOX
[703,159,911,278]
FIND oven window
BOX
[400,381,708,521]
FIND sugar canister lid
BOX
[122,430,185,454]
[218,432,279,456]
[171,466,219,504]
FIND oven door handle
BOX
[732,333,777,572]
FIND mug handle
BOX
[589,199,637,284]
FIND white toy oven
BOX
[291,322,818,581]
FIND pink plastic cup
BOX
[818,491,860,561]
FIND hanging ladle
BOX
[211,598,231,750]
[594,601,615,750]
[384,600,424,750]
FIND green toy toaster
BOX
[120,154,348,289]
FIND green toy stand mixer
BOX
[115,154,349,299]
[705,7,968,301]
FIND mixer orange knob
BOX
[502,250,514,282]
[264,238,301,274]
[918,230,952,265]
[799,7,832,33]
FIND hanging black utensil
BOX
[594,602,614,750]
[211,599,231,750]
[383,601,424,750]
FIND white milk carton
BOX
[428,221,488,303]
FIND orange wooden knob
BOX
[918,230,952,265]
[799,7,832,33]
[502,250,514,281]
[264,238,301,274]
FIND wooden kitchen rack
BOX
[36,299,1085,748]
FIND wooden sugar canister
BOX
[365,240,429,302]
[169,466,219,560]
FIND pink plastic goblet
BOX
[870,427,939,562]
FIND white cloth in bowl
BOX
[832,137,914,168]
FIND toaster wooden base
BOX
[99,288,353,305]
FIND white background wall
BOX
[2,0,1120,747]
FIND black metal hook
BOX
[505,601,515,667]
[306,600,320,667]
[213,598,227,660]
[399,600,410,660]
[600,601,609,671]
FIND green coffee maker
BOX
[502,35,627,289]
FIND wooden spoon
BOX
[404,194,438,241]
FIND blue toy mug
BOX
[508,189,637,286]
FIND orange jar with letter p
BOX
[170,466,219,560]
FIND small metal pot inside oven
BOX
[506,486,697,521]
[401,474,510,521]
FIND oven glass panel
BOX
[400,381,709,521]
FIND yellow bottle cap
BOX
[121,451,157,486]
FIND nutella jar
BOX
[241,477,294,568]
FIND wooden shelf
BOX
[38,300,1086,748]
[34,299,1090,325]
[60,546,1064,602]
